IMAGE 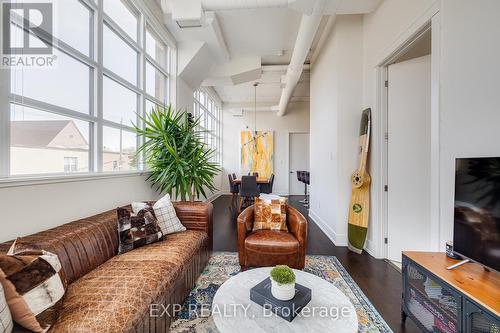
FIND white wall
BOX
[309,15,364,246]
[438,0,500,247]
[0,175,160,242]
[359,0,500,256]
[222,102,309,195]
[362,0,438,256]
[177,77,195,113]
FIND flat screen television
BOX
[454,157,500,272]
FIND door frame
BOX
[288,132,310,196]
[373,7,441,259]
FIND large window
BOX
[193,89,221,164]
[2,0,173,178]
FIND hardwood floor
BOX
[211,194,420,333]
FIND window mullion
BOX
[138,10,145,171]
[101,120,135,132]
[9,95,98,123]
[0,59,10,177]
[88,7,96,173]
[96,0,104,172]
[144,94,164,106]
[145,54,168,76]
[103,17,141,53]
[79,0,97,11]
[103,69,141,94]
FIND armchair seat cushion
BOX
[244,230,299,255]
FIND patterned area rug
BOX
[170,252,392,333]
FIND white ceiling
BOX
[212,8,310,106]
[216,8,302,65]
[160,0,382,107]
[215,68,309,104]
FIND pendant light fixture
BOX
[243,82,268,148]
[253,82,258,149]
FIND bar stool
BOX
[303,171,310,208]
[296,171,306,204]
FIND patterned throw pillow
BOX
[253,197,288,231]
[153,194,186,235]
[0,248,66,333]
[117,207,163,254]
[0,283,13,333]
[131,201,150,215]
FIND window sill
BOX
[0,171,151,189]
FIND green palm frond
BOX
[133,104,221,201]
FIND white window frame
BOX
[193,88,222,164]
[0,0,176,184]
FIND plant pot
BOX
[270,279,296,301]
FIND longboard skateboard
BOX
[348,108,371,254]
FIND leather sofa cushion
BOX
[244,230,299,255]
[48,230,207,333]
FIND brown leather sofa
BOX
[237,205,307,270]
[0,201,213,333]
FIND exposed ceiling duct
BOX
[162,0,382,115]
[199,0,292,11]
[277,0,326,116]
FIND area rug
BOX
[170,252,393,333]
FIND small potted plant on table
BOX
[270,265,296,301]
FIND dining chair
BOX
[253,172,259,177]
[228,174,239,206]
[239,175,260,213]
[259,173,275,194]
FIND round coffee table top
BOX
[212,267,358,333]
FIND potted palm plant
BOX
[133,105,220,202]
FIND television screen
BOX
[454,157,500,272]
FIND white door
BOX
[289,133,310,195]
[387,55,431,263]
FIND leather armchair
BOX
[237,204,307,270]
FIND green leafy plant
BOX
[133,104,220,202]
[270,265,296,285]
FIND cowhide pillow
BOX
[0,247,66,333]
[117,206,163,254]
[253,197,288,232]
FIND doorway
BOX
[384,28,433,264]
[289,133,309,195]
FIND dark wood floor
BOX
[212,194,420,333]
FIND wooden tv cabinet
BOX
[402,252,499,333]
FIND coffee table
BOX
[212,267,358,333]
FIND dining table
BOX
[232,177,269,185]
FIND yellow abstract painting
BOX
[240,130,273,178]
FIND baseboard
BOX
[364,239,377,258]
[308,210,348,246]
